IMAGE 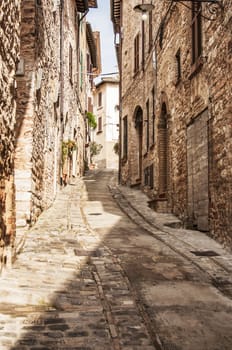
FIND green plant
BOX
[113,142,119,155]
[86,111,97,129]
[62,140,77,163]
[90,141,103,163]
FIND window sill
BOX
[97,130,103,134]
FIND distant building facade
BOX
[0,1,20,270]
[111,0,232,249]
[92,74,119,169]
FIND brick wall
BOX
[0,0,20,271]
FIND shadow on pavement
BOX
[1,170,232,350]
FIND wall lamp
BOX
[133,3,154,21]
[133,0,223,21]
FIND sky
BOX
[87,0,118,75]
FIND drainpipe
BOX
[118,54,122,185]
[77,7,89,174]
[59,0,64,185]
[79,9,89,23]
[118,2,123,184]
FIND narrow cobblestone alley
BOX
[0,169,232,350]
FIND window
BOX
[87,53,93,86]
[152,87,155,145]
[123,116,128,160]
[142,21,145,68]
[159,20,164,49]
[144,164,154,189]
[80,51,83,89]
[191,2,202,65]
[175,48,181,83]
[149,164,154,189]
[87,53,90,74]
[69,44,73,84]
[98,92,102,107]
[146,99,149,152]
[88,97,93,113]
[144,167,149,186]
[148,11,152,53]
[16,58,25,76]
[134,34,140,73]
[98,116,102,132]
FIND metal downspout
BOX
[59,0,64,185]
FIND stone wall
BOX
[0,0,20,270]
[120,0,232,249]
[15,0,61,227]
[206,4,232,247]
[15,0,91,228]
[61,0,86,180]
[0,1,96,271]
[32,0,61,219]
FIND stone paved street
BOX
[0,173,154,350]
[0,169,232,350]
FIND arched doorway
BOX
[134,106,143,183]
[158,102,169,197]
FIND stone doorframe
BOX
[157,93,171,199]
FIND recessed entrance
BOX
[158,102,169,197]
[134,106,143,183]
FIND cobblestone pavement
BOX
[83,170,232,350]
[0,175,155,350]
[0,169,232,350]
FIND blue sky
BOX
[87,0,118,74]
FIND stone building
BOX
[92,74,119,169]
[0,1,20,270]
[111,0,232,249]
[15,0,98,228]
[0,0,98,271]
[15,0,60,228]
[85,23,101,167]
[59,3,98,184]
